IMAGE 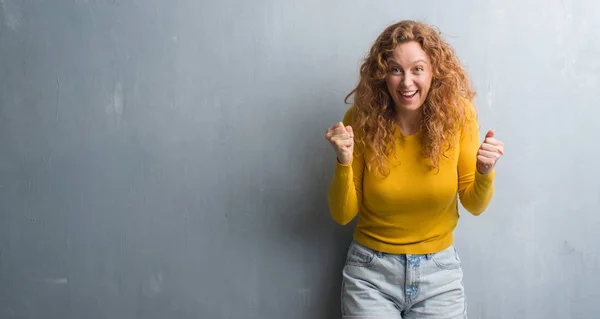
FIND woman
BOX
[325,20,504,318]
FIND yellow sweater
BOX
[328,101,495,254]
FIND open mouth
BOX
[400,90,418,98]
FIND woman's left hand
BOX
[476,129,504,175]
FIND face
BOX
[385,41,433,113]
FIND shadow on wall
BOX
[260,87,356,318]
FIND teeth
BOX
[401,91,417,97]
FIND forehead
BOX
[388,41,430,64]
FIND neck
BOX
[395,108,422,136]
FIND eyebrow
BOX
[388,59,428,65]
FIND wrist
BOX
[337,156,351,166]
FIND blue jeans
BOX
[341,239,467,319]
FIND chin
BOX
[395,100,424,112]
[394,91,426,111]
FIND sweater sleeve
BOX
[457,100,495,216]
[327,106,365,225]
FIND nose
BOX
[401,73,414,88]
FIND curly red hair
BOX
[345,20,476,175]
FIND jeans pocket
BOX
[431,244,461,270]
[345,241,377,267]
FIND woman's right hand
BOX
[325,122,354,165]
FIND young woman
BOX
[325,20,504,319]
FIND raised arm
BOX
[457,101,498,216]
[326,107,365,225]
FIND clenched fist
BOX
[325,122,354,165]
[476,129,504,175]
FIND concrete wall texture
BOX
[1,1,599,318]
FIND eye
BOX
[414,66,424,72]
[390,67,401,74]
